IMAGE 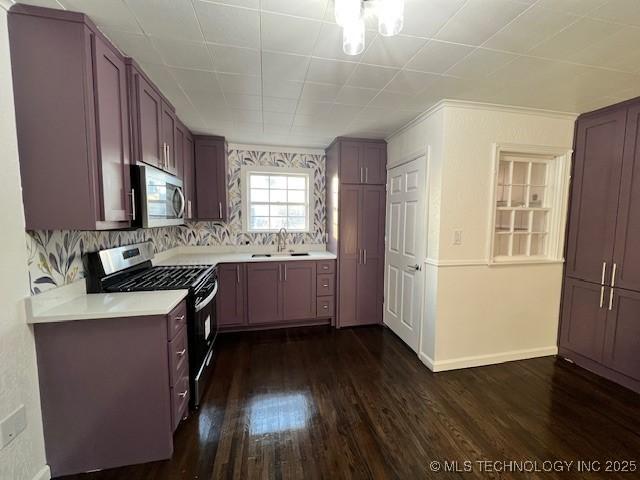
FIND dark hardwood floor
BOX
[62,326,640,480]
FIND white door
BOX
[383,156,427,352]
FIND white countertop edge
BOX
[157,250,337,266]
[26,288,189,324]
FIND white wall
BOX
[387,101,576,371]
[0,3,49,479]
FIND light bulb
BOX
[343,18,365,55]
[377,0,404,36]
[335,0,362,28]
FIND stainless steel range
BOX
[84,241,217,407]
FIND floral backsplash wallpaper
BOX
[26,148,326,295]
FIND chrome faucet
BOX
[277,227,288,253]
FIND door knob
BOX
[407,264,421,271]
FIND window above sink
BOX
[241,166,313,233]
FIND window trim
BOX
[487,143,572,265]
[241,165,314,233]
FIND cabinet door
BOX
[559,278,608,363]
[338,185,361,326]
[175,123,185,183]
[194,136,227,220]
[217,263,246,327]
[135,73,163,169]
[161,101,177,174]
[183,133,195,219]
[282,262,316,321]
[92,35,130,224]
[339,140,362,184]
[565,110,626,284]
[613,105,640,292]
[356,186,386,325]
[361,142,386,185]
[604,288,640,381]
[247,263,282,324]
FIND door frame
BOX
[383,148,430,354]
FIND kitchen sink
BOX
[251,252,310,258]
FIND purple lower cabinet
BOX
[282,262,317,321]
[604,288,640,384]
[217,263,247,328]
[246,263,282,325]
[34,302,188,477]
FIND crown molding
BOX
[0,0,15,11]
[228,143,326,156]
[386,99,579,143]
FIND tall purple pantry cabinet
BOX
[326,138,387,327]
[560,98,640,393]
[9,5,133,230]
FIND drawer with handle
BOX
[317,260,335,274]
[168,326,188,387]
[167,300,187,340]
[317,297,335,318]
[317,274,335,296]
[170,374,189,432]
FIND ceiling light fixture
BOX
[336,0,404,55]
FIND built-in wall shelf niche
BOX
[489,144,572,264]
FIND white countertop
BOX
[157,250,337,267]
[26,282,188,324]
[25,247,336,325]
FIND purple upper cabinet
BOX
[565,110,626,284]
[282,262,317,321]
[332,137,387,185]
[613,105,640,292]
[161,101,178,175]
[183,132,196,219]
[194,135,227,221]
[8,5,133,230]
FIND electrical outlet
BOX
[0,404,27,450]
[453,230,463,246]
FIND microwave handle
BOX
[176,187,186,218]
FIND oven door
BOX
[135,165,185,227]
[190,280,218,406]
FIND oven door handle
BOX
[195,282,218,313]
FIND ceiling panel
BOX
[14,0,640,147]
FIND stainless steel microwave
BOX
[133,165,185,228]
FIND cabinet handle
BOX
[611,263,617,287]
[360,167,364,183]
[284,264,287,281]
[363,249,367,265]
[599,286,605,309]
[608,288,614,311]
[323,283,329,287]
[176,315,185,321]
[601,261,607,285]
[365,167,368,183]
[179,390,188,399]
[187,200,192,219]
[176,348,186,357]
[129,188,136,221]
[236,265,240,284]
[218,202,223,219]
[323,305,328,309]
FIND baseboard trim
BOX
[32,465,51,480]
[421,346,558,372]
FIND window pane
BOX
[288,205,306,217]
[288,217,306,230]
[270,205,287,217]
[288,176,306,189]
[270,217,287,229]
[530,163,547,186]
[270,189,287,202]
[288,190,306,203]
[250,175,269,188]
[251,188,269,202]
[512,162,528,185]
[250,216,269,230]
[251,204,269,217]
[270,176,287,189]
